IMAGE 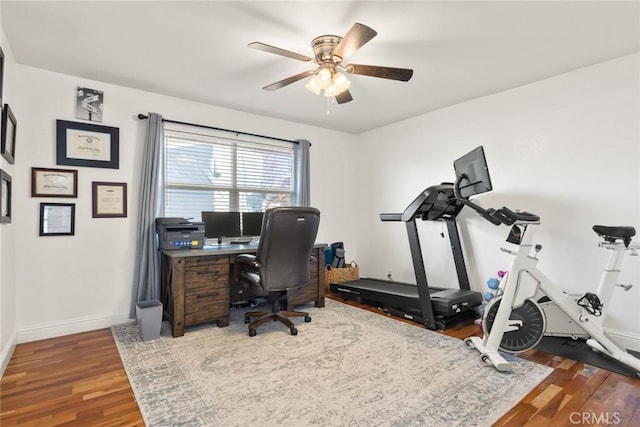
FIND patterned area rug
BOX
[112,299,552,426]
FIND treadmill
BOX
[330,183,482,330]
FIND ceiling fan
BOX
[248,23,413,104]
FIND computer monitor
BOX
[453,146,493,199]
[242,212,264,237]
[201,211,241,241]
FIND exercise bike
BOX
[454,179,640,376]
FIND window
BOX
[163,126,295,221]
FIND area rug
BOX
[112,299,552,426]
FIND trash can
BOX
[135,299,163,341]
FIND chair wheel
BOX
[249,328,257,337]
[290,327,298,335]
[244,318,250,324]
[304,316,311,322]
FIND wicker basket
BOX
[325,261,359,292]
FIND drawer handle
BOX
[197,292,220,299]
[196,270,220,275]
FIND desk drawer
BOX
[185,285,229,325]
[185,256,229,290]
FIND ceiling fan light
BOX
[315,67,333,89]
[305,77,322,95]
[333,72,351,94]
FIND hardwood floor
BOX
[1,294,639,426]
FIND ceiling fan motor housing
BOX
[311,35,343,64]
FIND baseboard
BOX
[606,327,640,352]
[0,331,18,377]
[17,313,133,344]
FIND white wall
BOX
[8,65,359,345]
[355,54,640,350]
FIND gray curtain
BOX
[293,139,311,206]
[130,113,164,317]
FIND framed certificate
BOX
[1,103,16,164]
[31,167,78,197]
[56,120,119,169]
[92,181,127,218]
[0,169,11,224]
[39,203,75,236]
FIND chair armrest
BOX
[234,254,260,281]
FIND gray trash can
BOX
[135,299,163,341]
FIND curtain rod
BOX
[137,114,304,145]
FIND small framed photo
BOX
[75,87,103,122]
[31,167,78,198]
[39,202,75,236]
[1,169,11,224]
[56,120,119,169]
[1,103,16,164]
[92,181,127,218]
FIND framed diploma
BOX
[56,120,119,169]
[39,203,75,236]
[31,167,78,198]
[0,169,11,224]
[1,103,16,164]
[92,181,127,218]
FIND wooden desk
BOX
[160,243,326,337]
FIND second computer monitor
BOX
[242,212,264,237]
[201,211,241,240]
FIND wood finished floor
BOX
[1,294,639,426]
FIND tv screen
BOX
[242,212,264,237]
[453,146,493,199]
[201,211,241,239]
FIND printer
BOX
[156,217,205,250]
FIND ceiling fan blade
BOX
[248,42,313,62]
[345,64,413,81]
[262,70,315,91]
[332,23,377,61]
[335,90,353,104]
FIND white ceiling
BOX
[2,1,639,134]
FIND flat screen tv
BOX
[453,146,493,199]
[242,212,264,237]
[201,211,241,240]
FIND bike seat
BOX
[592,225,636,247]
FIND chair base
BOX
[245,310,311,336]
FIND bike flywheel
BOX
[483,296,546,353]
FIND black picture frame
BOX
[39,202,75,236]
[1,103,16,164]
[56,120,119,169]
[0,45,4,109]
[0,169,11,224]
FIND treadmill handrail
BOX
[380,213,402,221]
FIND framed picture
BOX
[56,120,119,169]
[0,45,4,109]
[75,87,103,122]
[92,181,127,218]
[39,202,75,236]
[1,169,11,224]
[1,103,16,164]
[31,167,78,198]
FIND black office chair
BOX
[234,207,320,336]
